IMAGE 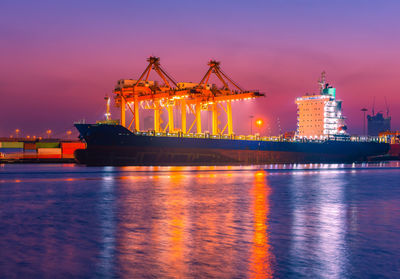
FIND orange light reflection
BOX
[249,170,273,278]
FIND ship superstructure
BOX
[296,72,347,139]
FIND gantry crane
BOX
[114,57,264,136]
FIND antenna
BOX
[372,96,375,116]
[277,117,282,135]
[384,96,389,117]
[318,71,326,92]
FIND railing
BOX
[132,131,388,143]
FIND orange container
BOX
[62,154,75,159]
[38,148,61,155]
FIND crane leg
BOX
[227,101,233,135]
[196,104,202,134]
[181,100,186,134]
[168,105,174,132]
[120,97,126,127]
[212,103,218,135]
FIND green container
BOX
[1,142,24,148]
[36,142,60,148]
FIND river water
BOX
[0,163,399,278]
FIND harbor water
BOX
[0,163,399,278]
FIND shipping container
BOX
[389,143,400,157]
[0,148,24,154]
[61,142,85,148]
[0,148,24,159]
[1,142,24,148]
[24,142,36,150]
[37,154,62,159]
[37,148,62,155]
[61,142,86,154]
[62,149,77,155]
[36,142,60,148]
[23,154,38,159]
[62,148,86,155]
[62,154,75,159]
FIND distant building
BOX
[295,72,347,139]
[367,112,391,136]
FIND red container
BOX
[37,154,62,159]
[61,142,86,155]
[61,142,86,149]
[23,154,38,159]
[389,143,400,157]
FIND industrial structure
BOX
[295,72,347,139]
[113,57,263,136]
[367,98,391,136]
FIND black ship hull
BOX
[74,124,390,166]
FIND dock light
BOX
[256,119,263,135]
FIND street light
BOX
[46,129,52,139]
[66,130,72,140]
[256,119,263,135]
[249,115,254,135]
[15,129,20,138]
[361,108,368,136]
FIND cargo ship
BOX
[73,58,390,166]
[74,124,389,166]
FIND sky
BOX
[1,0,400,138]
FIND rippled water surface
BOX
[0,163,399,278]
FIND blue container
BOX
[0,148,24,154]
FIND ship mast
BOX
[318,71,326,93]
[104,96,111,121]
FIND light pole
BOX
[361,108,368,136]
[15,129,20,138]
[46,129,52,139]
[250,115,254,135]
[256,119,263,135]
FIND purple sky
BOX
[1,0,400,138]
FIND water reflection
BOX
[315,171,347,278]
[158,170,188,278]
[289,169,348,278]
[96,175,116,277]
[250,171,273,278]
[112,167,274,278]
[1,164,399,278]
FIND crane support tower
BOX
[114,56,264,136]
